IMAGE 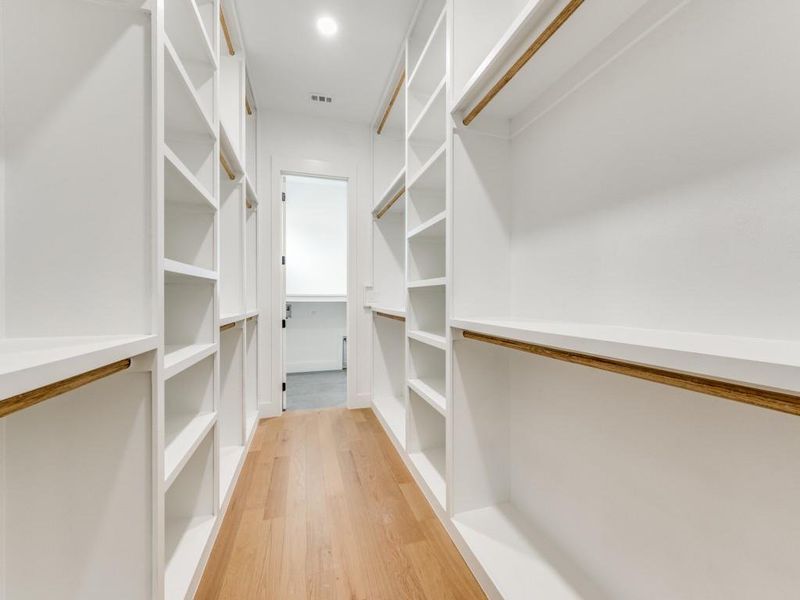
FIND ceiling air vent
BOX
[310,93,333,104]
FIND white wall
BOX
[259,109,373,410]
[286,301,346,373]
[285,175,347,297]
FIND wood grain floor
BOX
[195,408,486,600]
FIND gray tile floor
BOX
[286,369,347,411]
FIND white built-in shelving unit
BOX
[370,0,450,517]
[1,0,262,598]
[162,0,262,597]
[370,1,800,599]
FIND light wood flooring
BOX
[195,407,486,600]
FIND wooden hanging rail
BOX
[220,7,235,56]
[220,152,236,181]
[375,311,405,323]
[0,359,132,419]
[220,322,237,332]
[462,0,586,126]
[377,70,405,135]
[375,186,405,219]
[462,330,800,417]
[245,97,253,116]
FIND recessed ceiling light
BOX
[316,16,338,37]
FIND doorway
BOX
[282,174,348,411]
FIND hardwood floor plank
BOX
[196,408,486,600]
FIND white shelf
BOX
[245,176,259,207]
[0,335,158,400]
[373,395,406,448]
[220,445,246,506]
[164,343,217,380]
[219,312,246,326]
[164,38,215,139]
[452,0,654,125]
[164,258,217,283]
[164,0,216,67]
[453,503,584,600]
[370,305,406,320]
[373,167,406,218]
[408,6,447,94]
[164,412,217,489]
[408,446,446,509]
[452,317,800,394]
[408,277,447,289]
[408,329,447,351]
[408,211,446,240]
[220,121,245,178]
[244,309,259,319]
[408,77,446,143]
[407,142,446,191]
[164,515,216,600]
[408,377,446,415]
[164,147,216,211]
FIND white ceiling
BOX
[234,0,419,124]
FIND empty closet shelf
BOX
[220,445,246,503]
[164,259,217,283]
[408,329,447,351]
[0,335,157,401]
[408,377,446,415]
[408,447,446,509]
[373,395,406,447]
[453,503,584,600]
[407,142,446,190]
[164,147,216,210]
[454,0,661,126]
[407,6,446,94]
[408,277,446,289]
[453,317,800,399]
[165,515,217,600]
[164,343,217,380]
[245,176,259,207]
[220,121,244,178]
[408,211,446,240]
[164,412,217,488]
[164,37,215,139]
[165,0,215,67]
[373,168,406,219]
[220,312,247,327]
[371,305,406,321]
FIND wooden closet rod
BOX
[245,97,253,116]
[220,322,237,332]
[0,359,132,419]
[375,186,405,219]
[462,330,800,417]
[220,153,236,180]
[221,7,235,56]
[377,70,405,135]
[375,311,405,322]
[462,0,585,126]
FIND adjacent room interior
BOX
[283,174,348,411]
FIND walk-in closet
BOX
[2,0,799,598]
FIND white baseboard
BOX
[287,360,342,373]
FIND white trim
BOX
[271,157,359,411]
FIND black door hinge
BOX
[281,192,286,202]
[281,255,286,265]
[282,319,286,328]
[282,381,286,392]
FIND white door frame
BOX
[268,157,358,414]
